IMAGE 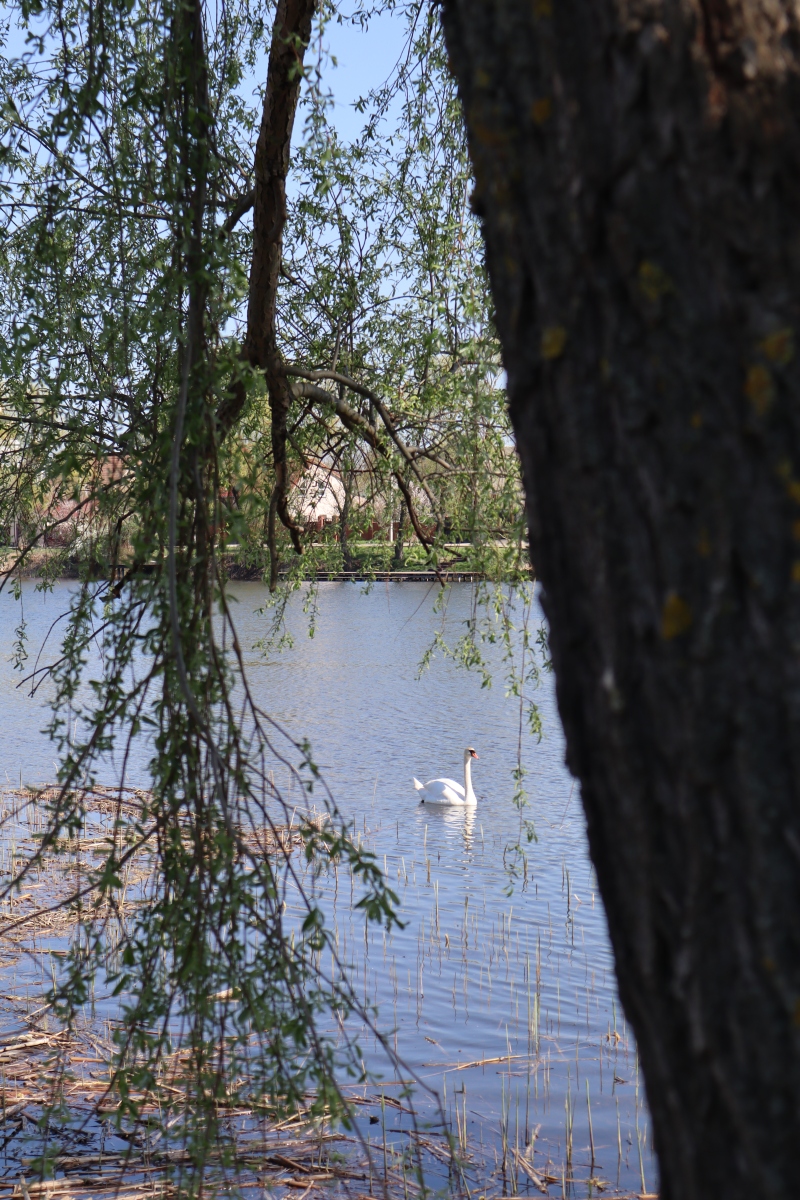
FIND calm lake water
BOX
[0,581,656,1198]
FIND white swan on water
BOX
[413,748,479,806]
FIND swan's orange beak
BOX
[471,750,479,759]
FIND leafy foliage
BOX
[0,0,525,1183]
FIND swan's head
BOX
[465,747,479,761]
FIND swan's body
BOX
[414,748,478,807]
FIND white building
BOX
[292,465,347,526]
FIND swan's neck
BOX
[464,757,475,802]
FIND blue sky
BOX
[320,8,407,141]
[1,1,410,144]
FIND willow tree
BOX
[0,0,520,1177]
[440,2,800,1196]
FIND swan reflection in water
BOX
[419,796,477,851]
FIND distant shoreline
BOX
[1,550,501,585]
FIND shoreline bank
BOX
[1,549,513,584]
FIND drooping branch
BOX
[290,379,435,550]
[0,411,126,450]
[285,364,444,522]
[290,381,378,442]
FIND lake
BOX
[0,580,656,1199]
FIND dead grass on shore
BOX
[0,788,409,1200]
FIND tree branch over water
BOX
[0,2,529,1189]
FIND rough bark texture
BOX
[248,0,315,564]
[216,0,315,583]
[440,2,800,1196]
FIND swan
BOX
[413,748,479,806]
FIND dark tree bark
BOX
[338,470,356,571]
[248,0,315,578]
[392,498,406,568]
[216,0,316,587]
[440,2,800,1197]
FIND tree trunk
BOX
[339,473,355,571]
[440,3,800,1197]
[392,499,406,568]
[216,0,316,588]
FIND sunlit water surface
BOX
[0,581,656,1198]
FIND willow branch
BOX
[290,380,434,550]
[284,364,444,521]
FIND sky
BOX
[0,2,410,145]
[318,9,408,142]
